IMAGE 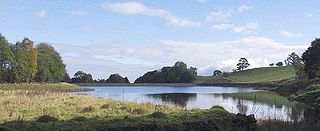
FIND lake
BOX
[73,86,303,120]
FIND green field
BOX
[197,66,296,83]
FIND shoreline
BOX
[75,82,278,90]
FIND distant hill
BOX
[196,66,296,83]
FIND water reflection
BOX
[146,93,197,108]
[74,86,303,120]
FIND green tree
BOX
[213,70,222,76]
[106,74,130,83]
[0,34,15,83]
[14,38,38,82]
[71,71,93,83]
[286,52,302,66]
[302,38,320,79]
[35,43,66,82]
[236,58,250,71]
[276,62,283,67]
[134,61,197,83]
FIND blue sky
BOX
[0,0,319,81]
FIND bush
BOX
[100,104,110,109]
[150,112,166,119]
[210,105,225,110]
[132,108,148,115]
[82,106,96,113]
[36,115,58,123]
[72,116,87,122]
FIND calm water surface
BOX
[74,86,303,120]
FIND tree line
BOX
[0,34,66,83]
[134,61,197,83]
[70,71,130,83]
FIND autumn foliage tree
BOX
[14,38,38,82]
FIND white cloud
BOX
[231,22,258,34]
[206,10,231,22]
[238,5,250,13]
[101,2,201,27]
[279,30,301,38]
[54,37,308,79]
[69,10,88,16]
[35,10,46,17]
[211,24,234,30]
[211,22,258,34]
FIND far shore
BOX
[75,82,277,89]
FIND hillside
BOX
[196,66,296,83]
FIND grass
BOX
[196,66,296,83]
[227,66,296,83]
[0,90,258,130]
[223,91,297,107]
[0,83,92,92]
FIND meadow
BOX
[196,66,296,83]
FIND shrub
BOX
[210,105,225,110]
[100,104,110,109]
[132,108,148,115]
[36,115,58,123]
[82,106,96,113]
[150,112,166,119]
[72,116,87,122]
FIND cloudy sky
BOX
[0,0,319,82]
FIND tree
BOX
[302,38,320,79]
[236,58,250,71]
[276,62,283,67]
[0,34,15,83]
[269,63,274,67]
[14,38,38,82]
[35,43,66,82]
[71,71,93,83]
[213,70,222,76]
[134,61,197,83]
[106,74,130,83]
[286,52,302,66]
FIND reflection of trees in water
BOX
[237,99,248,114]
[146,93,197,108]
[286,103,304,122]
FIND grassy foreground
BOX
[0,83,92,92]
[0,84,257,130]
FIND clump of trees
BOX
[0,34,66,83]
[134,61,197,83]
[71,71,93,83]
[106,74,129,83]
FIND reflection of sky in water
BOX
[73,86,303,120]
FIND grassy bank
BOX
[196,66,295,84]
[0,90,256,130]
[0,83,92,92]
